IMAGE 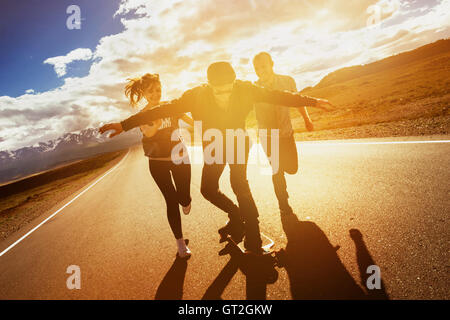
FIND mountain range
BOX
[0,128,141,184]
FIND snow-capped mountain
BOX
[0,128,141,184]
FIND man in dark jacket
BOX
[100,62,333,254]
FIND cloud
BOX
[371,29,410,48]
[44,48,93,77]
[25,89,35,94]
[1,0,449,151]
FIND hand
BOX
[99,123,123,138]
[315,99,335,112]
[304,119,314,132]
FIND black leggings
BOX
[149,159,191,239]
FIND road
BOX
[0,136,449,300]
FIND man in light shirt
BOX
[253,52,315,215]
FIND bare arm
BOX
[287,78,314,131]
[248,82,334,111]
[297,107,314,131]
[297,106,309,119]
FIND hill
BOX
[315,39,450,89]
[295,39,450,133]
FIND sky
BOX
[0,0,449,151]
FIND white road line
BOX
[298,140,450,146]
[0,150,130,258]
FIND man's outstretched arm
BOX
[248,82,335,112]
[99,89,196,138]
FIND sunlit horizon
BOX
[1,0,449,151]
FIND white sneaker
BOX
[182,203,191,215]
[178,246,192,259]
[176,238,192,259]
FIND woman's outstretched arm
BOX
[100,87,197,138]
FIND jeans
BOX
[200,138,262,250]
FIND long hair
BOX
[124,73,160,108]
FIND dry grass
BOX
[301,50,449,132]
[294,115,449,141]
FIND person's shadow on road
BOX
[155,256,188,300]
[202,254,275,300]
[349,228,389,300]
[202,258,239,300]
[279,212,389,299]
[202,212,389,300]
[203,242,279,300]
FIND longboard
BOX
[219,234,279,284]
[235,232,275,253]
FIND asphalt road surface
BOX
[0,136,449,300]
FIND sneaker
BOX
[243,239,266,255]
[176,238,192,259]
[178,246,192,259]
[182,203,191,215]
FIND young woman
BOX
[125,73,194,258]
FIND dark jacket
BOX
[121,80,317,138]
[141,115,183,159]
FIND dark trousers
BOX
[263,134,298,210]
[200,140,262,250]
[149,159,191,239]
